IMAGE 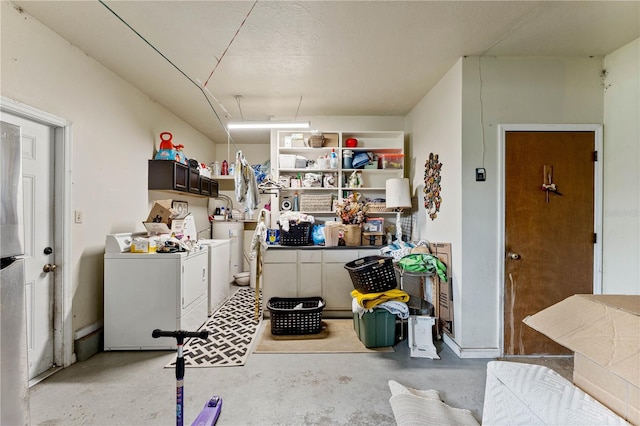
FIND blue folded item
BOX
[352,152,370,168]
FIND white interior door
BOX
[3,112,55,380]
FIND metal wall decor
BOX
[423,153,443,220]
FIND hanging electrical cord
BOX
[294,95,303,121]
[98,0,238,150]
[474,4,544,170]
[203,0,259,88]
[235,95,245,122]
[478,58,486,169]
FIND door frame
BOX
[497,124,603,355]
[1,97,74,372]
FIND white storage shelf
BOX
[275,130,405,219]
[279,169,339,174]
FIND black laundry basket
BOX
[279,222,313,246]
[344,255,397,293]
[267,297,325,335]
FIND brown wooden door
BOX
[504,131,595,355]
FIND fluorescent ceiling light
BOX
[227,121,310,130]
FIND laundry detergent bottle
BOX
[330,149,338,169]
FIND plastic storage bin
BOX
[352,308,396,348]
[279,154,296,168]
[379,153,404,169]
[268,297,325,335]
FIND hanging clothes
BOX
[235,150,259,212]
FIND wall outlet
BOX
[475,168,486,182]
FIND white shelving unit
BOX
[273,130,405,220]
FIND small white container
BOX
[279,154,296,168]
[317,157,329,169]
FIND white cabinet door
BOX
[322,250,359,313]
[262,250,297,304]
[299,250,322,297]
[208,242,231,315]
[263,264,298,301]
[322,263,354,312]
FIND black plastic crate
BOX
[344,255,397,293]
[267,297,325,335]
[280,221,313,246]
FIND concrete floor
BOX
[29,283,575,425]
[30,330,494,426]
[28,326,574,426]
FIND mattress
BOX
[482,361,629,425]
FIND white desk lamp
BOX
[386,178,412,242]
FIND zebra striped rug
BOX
[166,288,262,368]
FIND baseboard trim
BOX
[443,334,500,359]
[74,319,103,340]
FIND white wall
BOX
[212,142,271,218]
[407,56,606,353]
[602,39,640,295]
[404,59,463,336]
[460,56,604,351]
[1,3,218,331]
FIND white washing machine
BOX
[211,221,244,281]
[103,233,209,350]
[199,239,231,315]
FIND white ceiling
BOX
[12,1,640,145]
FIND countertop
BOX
[266,244,381,250]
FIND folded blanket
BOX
[377,300,410,319]
[351,288,410,310]
[352,298,409,319]
[388,380,480,426]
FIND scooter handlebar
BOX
[152,329,209,342]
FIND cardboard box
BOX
[145,200,178,224]
[429,242,453,338]
[361,232,383,246]
[143,200,181,235]
[523,295,640,424]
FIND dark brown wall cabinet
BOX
[148,160,218,198]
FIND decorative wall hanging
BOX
[423,153,442,220]
[541,165,562,203]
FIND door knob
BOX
[43,263,58,273]
[507,252,521,260]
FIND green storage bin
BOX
[352,308,396,348]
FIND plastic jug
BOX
[342,150,353,169]
[329,149,338,169]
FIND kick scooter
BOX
[152,329,223,426]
